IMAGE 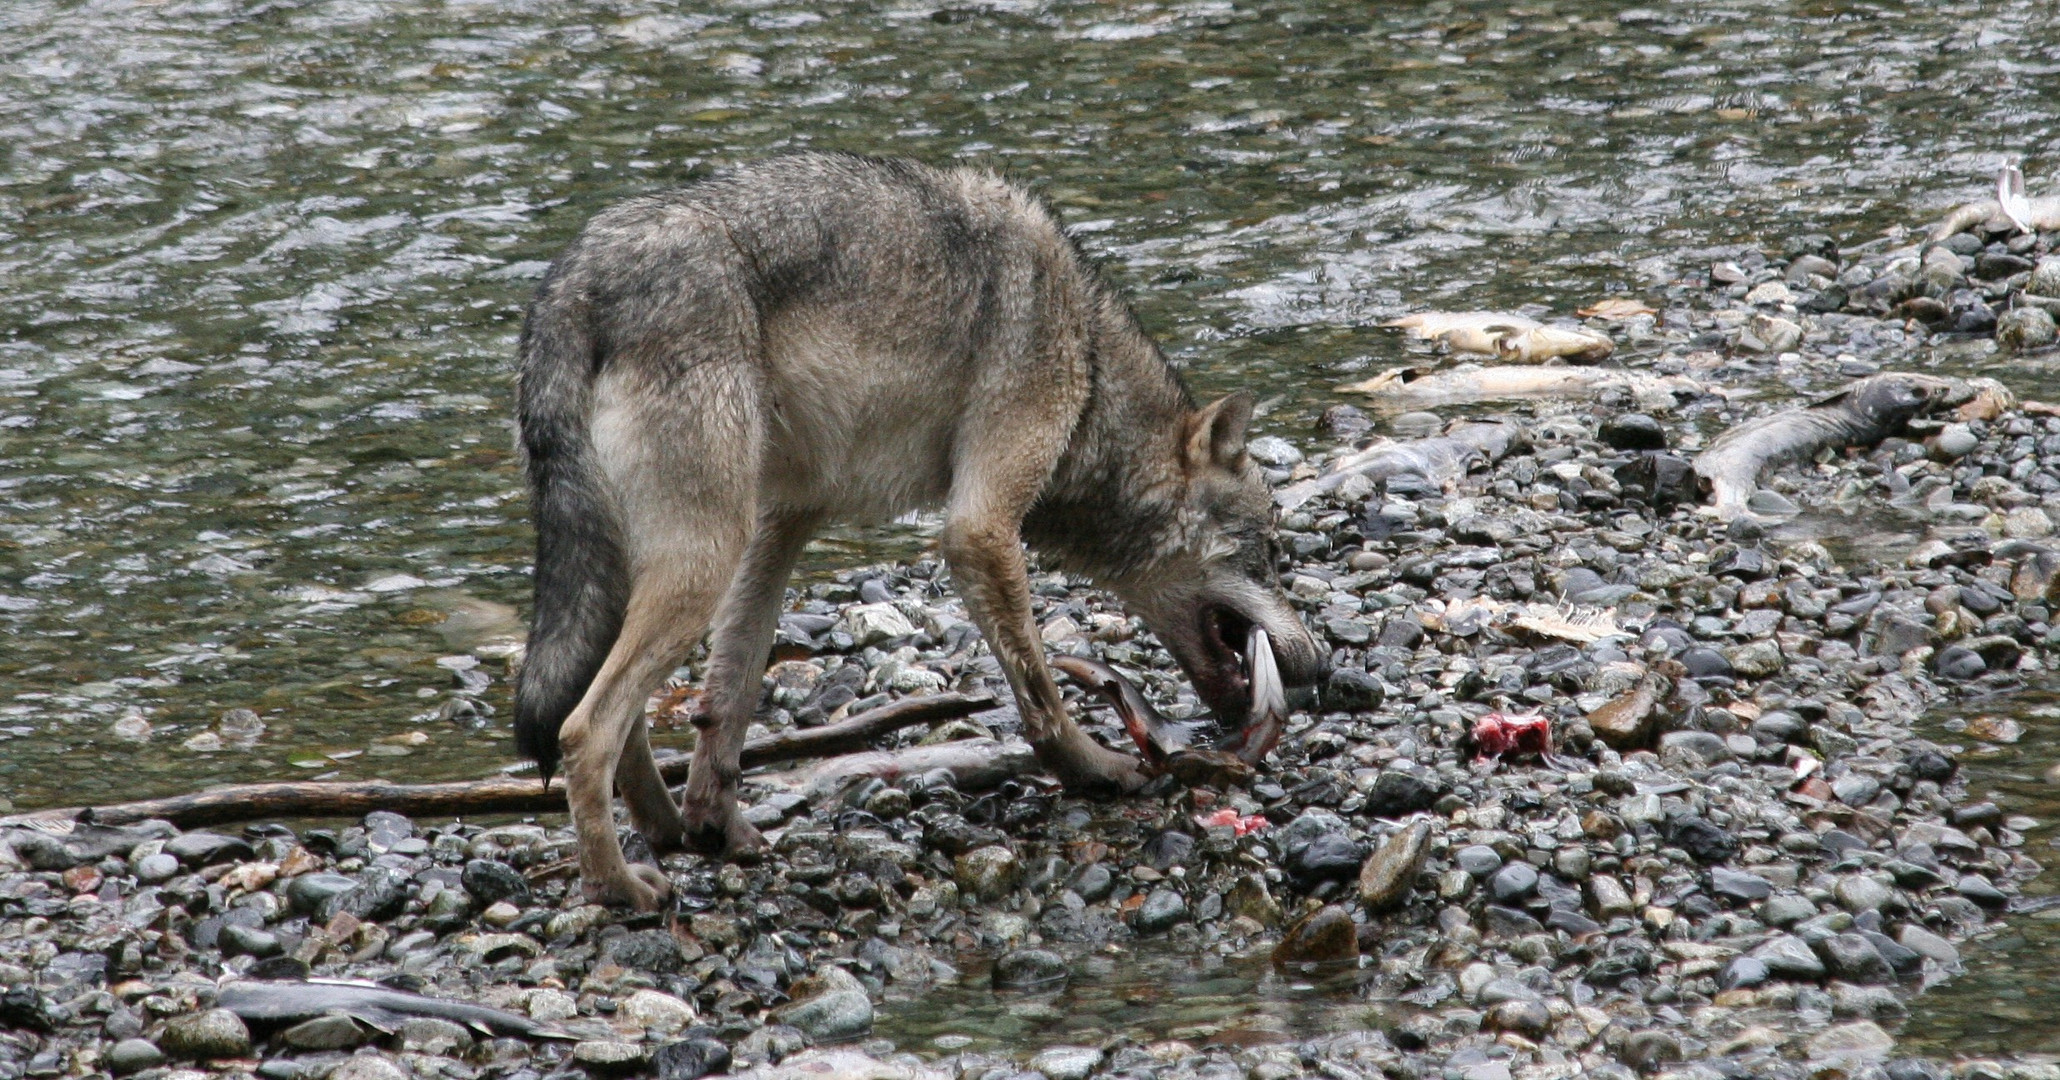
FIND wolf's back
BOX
[511,264,629,784]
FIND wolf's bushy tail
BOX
[512,281,628,786]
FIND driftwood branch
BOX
[6,691,997,829]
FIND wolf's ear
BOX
[1184,391,1255,472]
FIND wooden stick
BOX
[3,691,997,830]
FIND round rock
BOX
[161,1009,251,1061]
[1133,888,1188,934]
[1487,862,1538,904]
[1029,1046,1105,1080]
[954,846,1020,903]
[992,948,1069,989]
[1456,844,1504,878]
[461,859,532,907]
[1998,306,2058,351]
[1271,905,1359,968]
[107,1039,164,1076]
[1599,413,1667,450]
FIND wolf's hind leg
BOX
[562,360,758,909]
[681,507,822,857]
[618,714,687,854]
[558,578,731,910]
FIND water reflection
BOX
[872,940,1393,1055]
[1899,686,2060,1056]
[2,0,2058,807]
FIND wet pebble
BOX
[1271,905,1359,968]
[160,1009,251,1061]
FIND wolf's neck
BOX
[1021,297,1193,581]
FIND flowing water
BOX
[872,944,1391,1056]
[4,0,2060,1054]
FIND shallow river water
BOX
[3,0,2059,1057]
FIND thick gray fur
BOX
[512,152,1322,910]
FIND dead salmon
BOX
[1693,373,2012,518]
[1384,312,1614,362]
[1341,364,1703,412]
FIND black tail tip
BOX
[514,717,563,792]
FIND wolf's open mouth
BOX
[1204,605,1255,702]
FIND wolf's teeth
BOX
[1246,625,1286,718]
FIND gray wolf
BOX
[512,152,1324,910]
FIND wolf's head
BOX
[1109,392,1326,727]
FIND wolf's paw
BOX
[682,800,768,862]
[1044,734,1150,798]
[635,816,691,857]
[582,863,672,912]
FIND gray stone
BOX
[286,872,360,916]
[1751,933,1826,980]
[133,853,180,884]
[219,924,282,959]
[1358,820,1432,910]
[1030,1047,1104,1080]
[620,989,697,1036]
[1599,413,1667,451]
[653,1038,731,1080]
[1722,955,1769,989]
[2030,257,2060,297]
[773,969,873,1044]
[1805,1021,1895,1062]
[328,1056,411,1080]
[1487,862,1538,904]
[1762,893,1816,927]
[1897,924,1959,966]
[572,1041,650,1073]
[1483,905,1544,937]
[992,948,1068,988]
[1476,977,1538,1005]
[1740,313,1802,353]
[1271,905,1359,968]
[1587,876,1634,920]
[953,845,1019,903]
[1363,766,1442,815]
[163,832,253,866]
[106,1039,163,1076]
[1658,730,1732,770]
[1710,867,1772,902]
[1723,640,1784,678]
[1133,888,1188,933]
[397,1017,473,1057]
[1835,875,1893,913]
[161,1009,251,1061]
[281,1012,368,1051]
[1456,844,1503,878]
[1245,436,1303,468]
[1486,999,1552,1039]
[1999,306,2058,351]
[1957,874,2010,908]
[1932,424,1979,460]
[461,859,532,906]
[1621,1029,1683,1069]
[836,603,916,647]
[1817,932,1894,984]
[604,929,688,974]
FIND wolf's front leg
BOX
[942,520,1148,796]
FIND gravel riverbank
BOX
[6,226,2060,1080]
